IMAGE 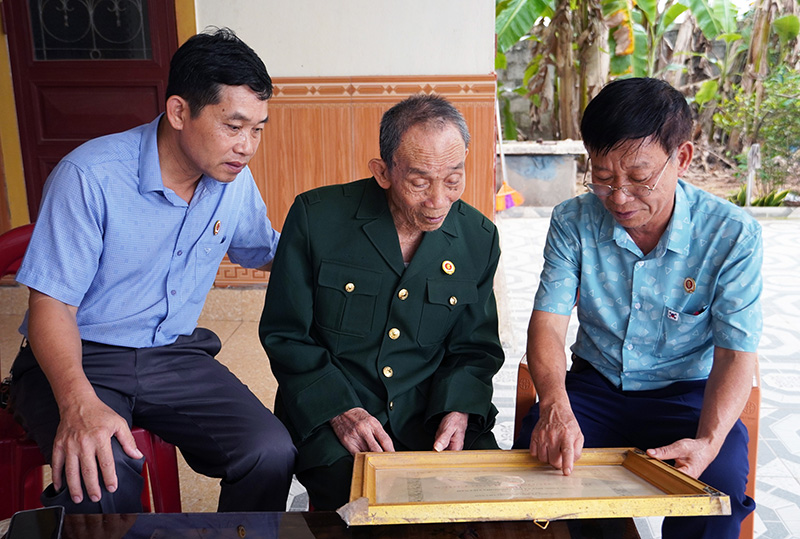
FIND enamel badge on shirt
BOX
[213,220,221,236]
[683,277,696,293]
[442,260,455,275]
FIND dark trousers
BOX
[512,363,754,539]
[10,328,296,514]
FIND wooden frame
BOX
[339,448,730,526]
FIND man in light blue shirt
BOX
[514,78,761,538]
[10,28,295,514]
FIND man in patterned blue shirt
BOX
[514,78,761,538]
[9,29,295,514]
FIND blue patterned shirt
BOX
[17,114,279,348]
[534,180,762,390]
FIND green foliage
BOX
[715,66,800,186]
[685,0,736,41]
[727,184,791,206]
[495,0,553,52]
[773,14,800,46]
[695,79,719,107]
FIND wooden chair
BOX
[0,224,182,517]
[515,354,760,539]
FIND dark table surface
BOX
[58,511,641,539]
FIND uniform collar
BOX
[357,178,461,275]
[355,178,458,235]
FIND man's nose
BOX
[427,183,449,207]
[234,132,257,156]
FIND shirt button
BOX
[389,401,394,410]
[398,289,408,300]
[345,282,355,293]
[449,296,457,306]
[388,328,400,340]
[626,343,634,350]
[634,302,641,309]
[170,290,177,296]
[383,366,394,378]
[177,250,183,256]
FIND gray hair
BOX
[379,94,470,170]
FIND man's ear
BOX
[165,95,190,131]
[675,141,694,176]
[369,158,392,190]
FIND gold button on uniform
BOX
[398,288,408,300]
[383,366,394,378]
[344,282,355,293]
[388,328,400,340]
[389,401,394,410]
[449,296,457,306]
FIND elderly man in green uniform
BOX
[260,94,504,510]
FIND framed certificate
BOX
[338,448,730,526]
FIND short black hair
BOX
[166,27,272,116]
[379,94,470,170]
[580,78,691,156]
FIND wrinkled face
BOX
[375,123,467,233]
[178,84,269,183]
[588,138,691,235]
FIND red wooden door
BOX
[3,0,178,219]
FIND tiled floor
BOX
[1,208,798,537]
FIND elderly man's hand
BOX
[330,407,395,455]
[529,400,584,475]
[433,411,468,451]
[51,396,142,504]
[646,438,717,479]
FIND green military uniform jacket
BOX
[260,178,504,472]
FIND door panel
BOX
[3,0,178,218]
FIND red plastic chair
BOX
[0,224,182,517]
[0,223,34,276]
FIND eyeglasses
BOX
[583,154,672,198]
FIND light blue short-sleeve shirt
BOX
[17,114,280,348]
[535,180,762,390]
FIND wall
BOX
[194,0,495,77]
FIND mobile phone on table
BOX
[5,506,65,539]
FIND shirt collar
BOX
[601,180,691,257]
[138,114,166,195]
[138,113,224,203]
[662,179,692,256]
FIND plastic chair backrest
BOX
[0,224,35,277]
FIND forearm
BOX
[696,347,756,452]
[27,289,95,409]
[527,309,571,407]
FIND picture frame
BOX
[338,448,730,526]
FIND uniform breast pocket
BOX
[314,261,382,337]
[653,305,711,359]
[417,279,478,346]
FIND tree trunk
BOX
[578,1,609,114]
[553,0,579,140]
[664,18,695,89]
